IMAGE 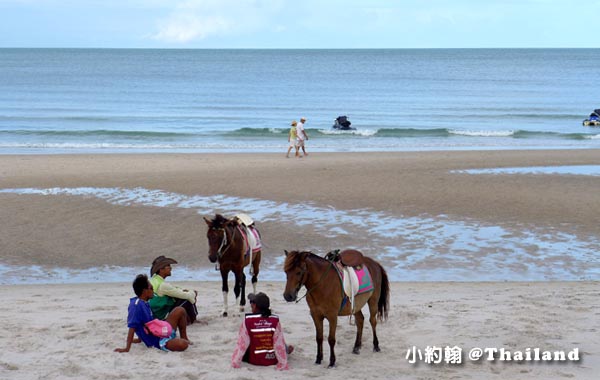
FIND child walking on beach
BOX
[286,120,299,158]
[115,274,191,353]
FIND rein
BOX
[295,255,335,304]
[216,225,237,260]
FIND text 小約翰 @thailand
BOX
[406,346,580,364]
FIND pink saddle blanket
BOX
[334,262,375,296]
[238,225,261,257]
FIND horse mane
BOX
[210,214,229,229]
[284,250,325,272]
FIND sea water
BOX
[1,48,600,153]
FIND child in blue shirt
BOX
[115,274,191,352]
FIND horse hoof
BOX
[373,346,381,352]
[352,347,361,354]
[222,312,228,317]
[328,363,336,369]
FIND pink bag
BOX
[145,319,173,338]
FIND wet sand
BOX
[1,150,599,271]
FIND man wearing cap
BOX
[296,117,309,157]
[231,292,293,370]
[149,255,198,324]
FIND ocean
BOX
[1,48,600,153]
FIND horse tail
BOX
[376,262,390,322]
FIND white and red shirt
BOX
[231,313,289,370]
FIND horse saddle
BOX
[339,249,364,267]
[327,249,374,299]
[235,214,261,256]
[326,249,364,267]
[235,213,254,226]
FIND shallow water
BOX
[456,165,600,177]
[1,186,598,284]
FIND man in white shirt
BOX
[296,117,309,157]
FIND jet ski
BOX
[332,115,355,130]
[583,109,600,126]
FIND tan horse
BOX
[283,249,389,367]
[204,214,261,317]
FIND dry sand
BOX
[0,281,598,380]
[1,150,599,379]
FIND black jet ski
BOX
[332,115,355,130]
[583,109,600,127]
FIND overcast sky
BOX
[1,0,598,48]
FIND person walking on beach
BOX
[286,120,299,158]
[149,255,199,324]
[231,292,294,370]
[296,117,309,157]
[115,274,191,353]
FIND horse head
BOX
[283,250,311,302]
[204,214,232,263]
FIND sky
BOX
[0,0,598,48]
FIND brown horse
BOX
[283,249,389,368]
[204,214,261,317]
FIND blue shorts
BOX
[159,330,177,351]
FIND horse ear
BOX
[284,250,289,256]
[203,217,212,226]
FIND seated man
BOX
[115,274,191,353]
[231,292,293,370]
[149,255,198,324]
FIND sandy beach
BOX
[1,150,599,379]
[1,281,598,380]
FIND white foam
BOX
[449,129,515,137]
[0,264,285,285]
[318,128,378,136]
[456,165,600,177]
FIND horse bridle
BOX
[294,253,335,304]
[214,225,237,260]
